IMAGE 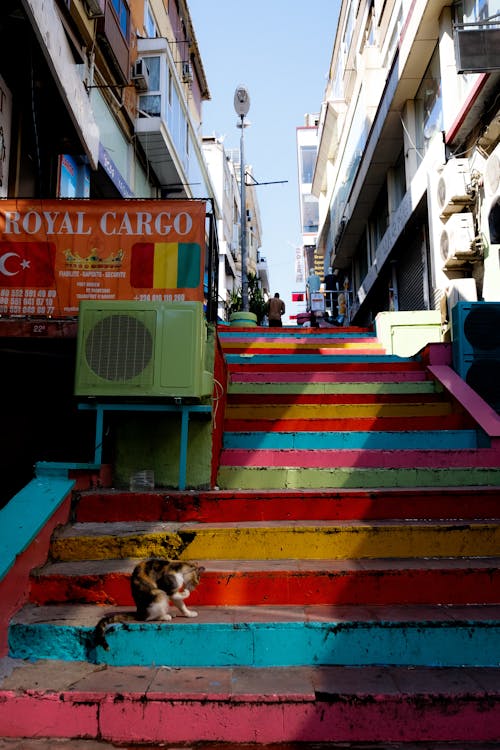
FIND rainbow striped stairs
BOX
[2,324,500,746]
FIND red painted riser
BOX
[227,361,426,372]
[219,448,500,468]
[231,370,431,382]
[73,488,500,523]
[29,563,500,607]
[223,414,475,432]
[227,392,445,404]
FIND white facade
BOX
[313,0,500,326]
[203,139,266,320]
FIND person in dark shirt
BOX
[266,292,285,327]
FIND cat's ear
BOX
[197,566,206,574]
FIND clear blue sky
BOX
[188,0,340,316]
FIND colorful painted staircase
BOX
[1,324,500,746]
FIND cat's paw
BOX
[185,609,198,618]
[158,614,173,621]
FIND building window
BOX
[111,0,129,39]
[139,55,161,116]
[302,195,319,233]
[300,146,317,184]
[144,1,158,37]
[415,47,443,154]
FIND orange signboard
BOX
[0,199,206,317]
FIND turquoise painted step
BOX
[9,604,500,668]
[223,430,480,451]
[218,331,376,340]
[225,353,409,365]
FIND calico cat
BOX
[93,558,205,651]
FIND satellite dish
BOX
[234,85,250,117]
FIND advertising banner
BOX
[0,199,206,317]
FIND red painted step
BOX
[222,414,476,432]
[226,392,445,405]
[72,488,500,524]
[227,360,426,373]
[30,557,500,608]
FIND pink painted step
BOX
[0,661,498,744]
[219,447,500,468]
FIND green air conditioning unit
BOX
[451,300,500,412]
[75,300,213,399]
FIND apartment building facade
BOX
[313,0,500,325]
[0,0,224,499]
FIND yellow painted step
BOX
[49,520,500,562]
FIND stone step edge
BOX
[1,658,498,701]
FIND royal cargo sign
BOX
[0,199,206,317]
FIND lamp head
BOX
[234,85,250,117]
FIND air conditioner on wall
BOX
[437,158,474,218]
[451,300,500,412]
[74,301,213,399]
[85,0,104,17]
[484,144,500,200]
[132,58,150,92]
[439,213,475,261]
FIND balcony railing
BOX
[454,18,500,73]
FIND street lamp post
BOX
[234,85,250,312]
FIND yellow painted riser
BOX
[225,403,453,419]
[50,523,500,562]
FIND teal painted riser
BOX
[223,430,481,450]
[9,619,500,668]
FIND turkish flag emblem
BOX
[0,242,56,286]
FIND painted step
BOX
[223,413,474,432]
[223,402,456,420]
[228,380,439,394]
[230,369,431,382]
[218,327,376,341]
[222,430,481,451]
[9,603,500,667]
[48,519,500,561]
[221,342,386,355]
[217,464,500,489]
[225,353,420,370]
[29,557,500,607]
[227,392,447,404]
[2,660,499,744]
[73,488,500,523]
[219,448,500,469]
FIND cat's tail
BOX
[93,613,137,651]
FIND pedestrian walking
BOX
[266,292,285,327]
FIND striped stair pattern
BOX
[3,325,500,746]
[217,327,500,490]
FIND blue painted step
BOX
[9,604,500,668]
[223,429,481,450]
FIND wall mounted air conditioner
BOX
[437,158,474,218]
[132,58,150,92]
[451,300,500,412]
[439,212,475,261]
[75,301,213,399]
[484,145,500,200]
[85,0,104,17]
[182,62,193,83]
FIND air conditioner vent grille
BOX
[85,314,154,381]
[463,305,500,350]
